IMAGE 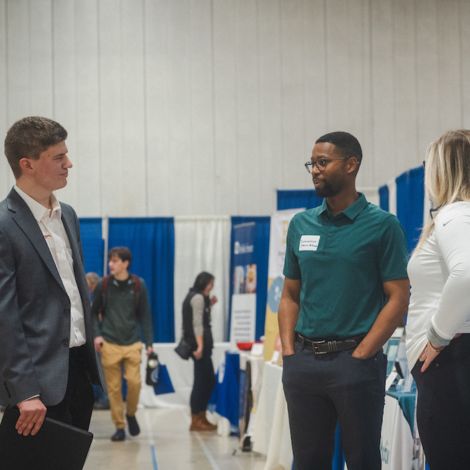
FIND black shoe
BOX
[126,414,140,436]
[111,429,126,442]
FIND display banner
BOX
[263,209,302,361]
[230,223,257,342]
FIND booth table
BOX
[209,350,265,438]
[210,351,241,433]
[252,362,292,470]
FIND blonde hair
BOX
[417,129,470,247]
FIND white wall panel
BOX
[235,0,260,213]
[98,0,124,216]
[188,0,215,214]
[212,0,238,215]
[6,0,30,122]
[415,0,439,156]
[73,0,101,215]
[0,1,10,195]
[145,0,171,216]
[302,0,328,185]
[258,0,282,213]
[167,0,192,215]
[120,0,147,216]
[325,0,351,132]
[1,0,470,215]
[370,0,395,184]
[52,0,77,207]
[392,0,419,175]
[357,0,374,187]
[280,0,305,190]
[29,0,53,116]
[461,0,470,129]
[437,0,462,129]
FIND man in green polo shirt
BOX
[279,131,409,470]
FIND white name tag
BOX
[299,235,320,251]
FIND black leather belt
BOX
[296,332,365,356]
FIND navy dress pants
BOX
[282,341,386,470]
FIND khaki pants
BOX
[101,340,142,429]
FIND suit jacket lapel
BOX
[7,189,66,292]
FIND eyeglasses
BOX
[304,157,348,173]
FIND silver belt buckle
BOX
[313,340,327,355]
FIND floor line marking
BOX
[179,408,220,470]
[194,432,221,470]
[150,444,158,470]
[143,407,158,470]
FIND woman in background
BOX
[182,272,218,431]
[406,130,470,469]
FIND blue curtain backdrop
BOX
[396,166,424,252]
[277,189,323,210]
[229,217,270,340]
[108,218,175,342]
[79,218,104,276]
[378,185,389,212]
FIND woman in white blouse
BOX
[406,130,470,469]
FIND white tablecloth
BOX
[252,362,292,470]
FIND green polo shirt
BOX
[283,193,408,339]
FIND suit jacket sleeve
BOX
[0,229,41,404]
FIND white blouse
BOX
[406,201,470,369]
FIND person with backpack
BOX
[92,247,154,442]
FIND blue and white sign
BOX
[230,223,257,342]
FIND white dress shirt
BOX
[14,186,86,348]
[406,201,470,369]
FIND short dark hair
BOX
[316,131,362,163]
[193,272,215,293]
[109,246,132,266]
[4,116,68,178]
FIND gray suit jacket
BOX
[0,188,99,406]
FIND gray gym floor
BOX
[85,408,267,470]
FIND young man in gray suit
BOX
[0,116,100,437]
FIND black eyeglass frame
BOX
[304,156,352,173]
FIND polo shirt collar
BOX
[319,193,368,221]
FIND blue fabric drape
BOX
[229,217,270,340]
[277,189,323,210]
[396,166,424,252]
[79,218,104,276]
[108,218,175,342]
[378,185,389,212]
[213,352,240,430]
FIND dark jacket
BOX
[182,289,214,354]
[91,275,153,347]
